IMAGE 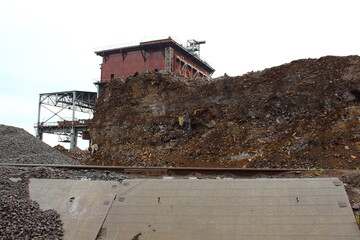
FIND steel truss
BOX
[176,57,207,78]
[35,91,97,149]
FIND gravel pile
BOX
[0,124,79,165]
[0,170,63,239]
[0,166,129,181]
[0,166,129,240]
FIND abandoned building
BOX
[94,37,215,88]
[35,38,215,149]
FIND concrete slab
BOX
[29,179,122,240]
[28,178,360,240]
[100,178,360,240]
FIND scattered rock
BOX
[352,203,360,210]
[0,169,64,239]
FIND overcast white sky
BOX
[1,0,360,148]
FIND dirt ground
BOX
[89,55,360,169]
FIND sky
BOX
[1,0,360,148]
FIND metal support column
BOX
[70,91,77,149]
[36,94,43,140]
[164,47,174,73]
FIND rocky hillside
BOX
[90,56,360,169]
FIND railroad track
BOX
[0,163,308,176]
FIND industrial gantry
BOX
[35,90,97,149]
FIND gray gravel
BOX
[0,166,129,181]
[0,166,130,240]
[0,124,79,165]
[0,169,63,239]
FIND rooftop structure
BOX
[94,37,215,84]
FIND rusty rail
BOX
[0,163,306,174]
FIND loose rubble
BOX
[0,166,129,181]
[90,55,360,169]
[53,145,91,164]
[0,169,63,240]
[0,125,79,165]
[0,166,128,239]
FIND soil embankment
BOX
[90,56,360,169]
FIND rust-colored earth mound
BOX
[90,56,360,169]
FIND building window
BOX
[110,74,114,80]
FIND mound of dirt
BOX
[90,55,360,169]
[53,145,90,164]
[0,124,79,165]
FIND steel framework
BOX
[35,91,97,149]
[186,39,206,58]
[164,47,174,73]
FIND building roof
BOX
[94,37,215,74]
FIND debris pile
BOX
[0,166,128,182]
[0,171,63,239]
[53,145,90,164]
[90,56,360,169]
[0,124,79,165]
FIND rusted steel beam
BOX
[0,163,306,172]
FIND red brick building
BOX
[95,37,215,83]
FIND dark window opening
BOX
[110,74,114,80]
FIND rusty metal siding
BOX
[99,42,212,82]
[100,50,165,82]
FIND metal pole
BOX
[70,91,77,149]
[36,94,43,140]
